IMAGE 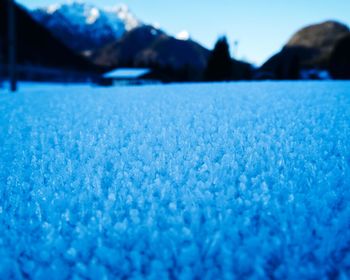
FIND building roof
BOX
[103,68,151,79]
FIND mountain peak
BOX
[46,3,60,14]
[32,1,141,52]
[286,20,349,49]
[37,1,139,26]
[105,3,129,14]
[176,30,191,41]
[104,4,140,31]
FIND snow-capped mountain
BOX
[31,1,141,53]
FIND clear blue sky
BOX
[17,0,350,65]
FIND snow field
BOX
[0,82,350,279]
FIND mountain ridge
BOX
[0,0,101,80]
[259,20,350,79]
[31,1,141,53]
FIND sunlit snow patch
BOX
[176,30,190,40]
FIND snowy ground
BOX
[1,82,350,279]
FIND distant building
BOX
[300,69,331,80]
[99,68,159,86]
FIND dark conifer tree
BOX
[204,36,232,81]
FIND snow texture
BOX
[1,82,350,279]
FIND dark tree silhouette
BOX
[204,36,232,81]
[329,34,350,79]
[288,54,301,80]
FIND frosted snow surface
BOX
[1,82,350,279]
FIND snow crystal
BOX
[0,82,350,279]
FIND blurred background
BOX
[1,0,350,90]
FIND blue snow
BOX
[1,82,350,279]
